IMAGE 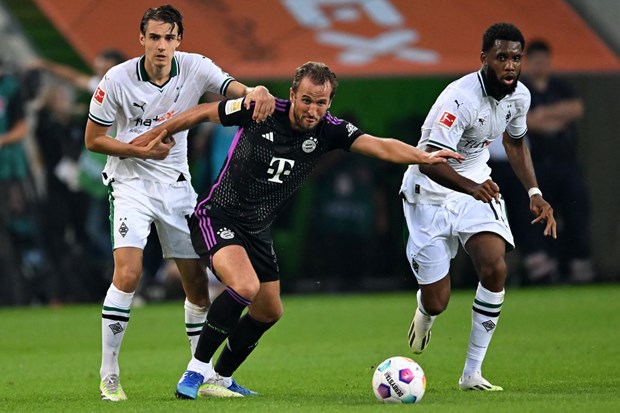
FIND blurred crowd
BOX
[0,41,599,307]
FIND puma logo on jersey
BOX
[262,132,274,142]
[132,102,146,112]
[267,157,295,184]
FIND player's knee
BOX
[229,277,261,301]
[424,298,449,316]
[479,259,507,287]
[112,267,142,292]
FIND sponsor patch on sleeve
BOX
[93,87,106,106]
[224,98,244,115]
[438,111,456,129]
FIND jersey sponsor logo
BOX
[217,228,235,240]
[262,132,274,142]
[93,87,106,105]
[438,111,456,129]
[302,137,317,153]
[346,122,358,137]
[225,98,243,115]
[267,156,295,183]
[132,110,176,127]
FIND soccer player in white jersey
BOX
[84,5,274,401]
[400,23,557,391]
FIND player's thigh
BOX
[248,281,282,323]
[403,201,457,285]
[175,258,209,306]
[212,245,260,299]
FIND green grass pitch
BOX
[1,284,619,412]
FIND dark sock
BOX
[194,287,250,363]
[215,314,276,377]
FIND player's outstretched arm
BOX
[85,119,174,160]
[130,101,221,148]
[350,134,463,165]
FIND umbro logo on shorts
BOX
[217,228,235,240]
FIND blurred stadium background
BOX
[0,0,618,306]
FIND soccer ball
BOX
[372,356,426,404]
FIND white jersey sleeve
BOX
[505,84,530,139]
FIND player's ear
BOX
[139,33,145,47]
[480,51,487,67]
[289,87,294,101]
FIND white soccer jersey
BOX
[88,51,234,184]
[400,69,530,204]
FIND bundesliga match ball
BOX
[372,356,426,404]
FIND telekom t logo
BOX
[267,157,295,183]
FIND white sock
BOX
[184,298,208,356]
[463,283,504,377]
[416,289,436,331]
[100,284,134,380]
[187,356,213,380]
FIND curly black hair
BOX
[482,23,525,52]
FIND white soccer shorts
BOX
[402,196,514,285]
[109,178,199,259]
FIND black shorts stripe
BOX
[472,306,501,318]
[489,202,500,220]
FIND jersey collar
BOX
[476,69,489,97]
[136,55,179,82]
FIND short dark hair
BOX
[525,39,551,56]
[482,23,525,52]
[99,49,126,65]
[291,62,338,99]
[140,4,184,37]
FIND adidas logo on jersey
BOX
[262,132,274,142]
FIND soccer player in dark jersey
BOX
[132,61,463,399]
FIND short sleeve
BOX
[506,86,531,139]
[217,98,254,127]
[88,74,118,127]
[426,91,474,151]
[322,112,365,151]
[193,55,235,96]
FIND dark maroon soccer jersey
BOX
[195,97,364,233]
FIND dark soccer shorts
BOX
[189,208,280,283]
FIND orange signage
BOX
[34,0,620,79]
